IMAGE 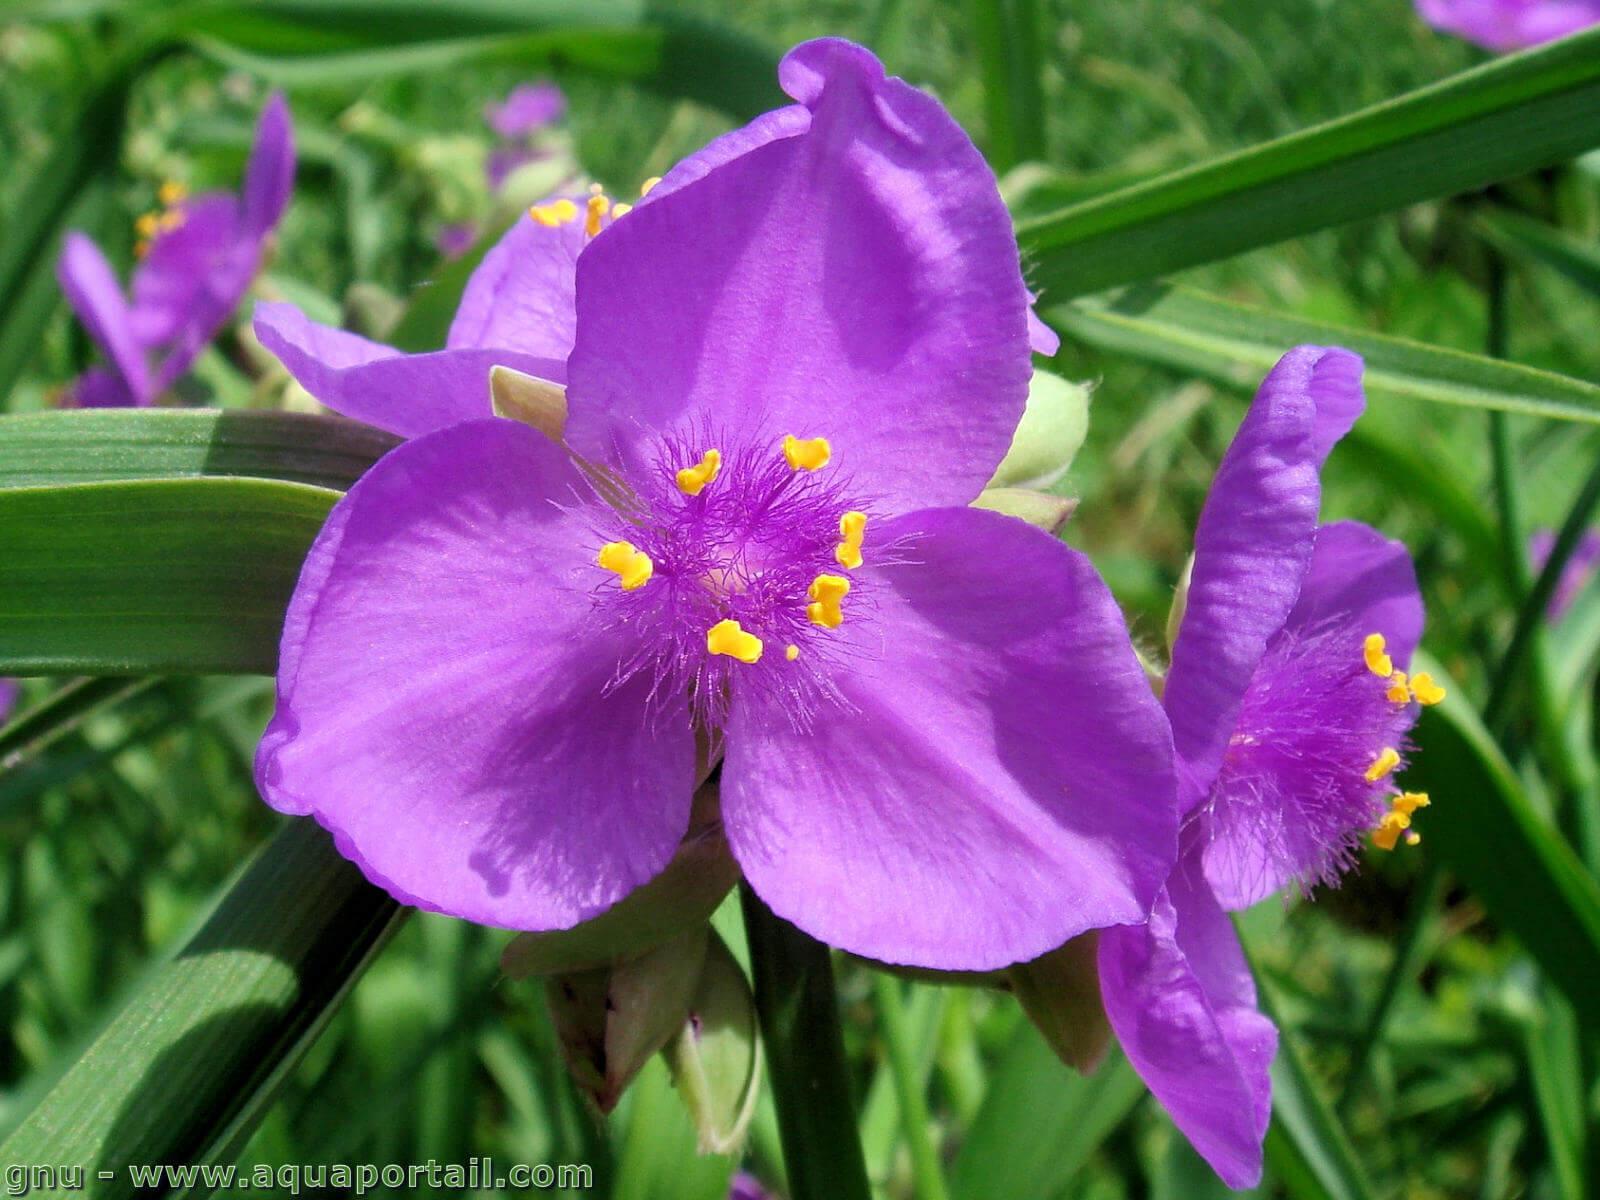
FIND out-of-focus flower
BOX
[486,82,566,140]
[728,1173,773,1200]
[1416,0,1600,51]
[0,680,18,725]
[253,39,1176,972]
[56,94,293,408]
[1529,528,1600,620]
[1097,348,1441,1188]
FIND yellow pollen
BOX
[707,619,763,664]
[806,573,850,629]
[785,644,800,661]
[135,212,161,238]
[836,510,867,570]
[585,193,610,236]
[528,199,579,227]
[1410,672,1447,706]
[158,180,188,207]
[783,435,832,472]
[1393,791,1431,815]
[610,202,632,219]
[1364,747,1401,783]
[1363,632,1393,678]
[675,448,722,496]
[640,176,661,196]
[1372,810,1411,851]
[1386,671,1411,705]
[597,540,653,590]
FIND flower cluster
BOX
[1416,0,1600,51]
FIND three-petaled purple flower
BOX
[56,94,294,408]
[485,82,567,190]
[1097,348,1444,1188]
[252,39,1176,970]
[1416,0,1600,50]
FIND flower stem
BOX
[872,973,952,1200]
[739,884,872,1200]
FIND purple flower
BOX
[1416,0,1600,50]
[485,83,566,140]
[1097,348,1440,1188]
[252,39,1176,971]
[57,94,294,408]
[728,1173,772,1200]
[1529,528,1600,620]
[0,680,18,726]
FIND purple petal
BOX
[1416,0,1600,50]
[447,211,586,360]
[1529,527,1600,621]
[722,505,1176,970]
[1028,308,1061,356]
[0,680,18,725]
[255,301,563,437]
[130,194,251,370]
[257,419,696,929]
[435,221,480,260]
[242,92,295,238]
[1285,520,1424,667]
[485,83,566,138]
[64,366,142,408]
[565,38,1032,512]
[57,233,149,402]
[1099,863,1276,1189]
[1163,347,1363,811]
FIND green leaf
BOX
[1406,658,1600,1032]
[948,1023,1143,1200]
[1476,208,1600,297]
[0,410,397,491]
[1051,284,1600,424]
[966,0,1046,172]
[0,819,403,1193]
[1018,27,1600,298]
[0,477,335,675]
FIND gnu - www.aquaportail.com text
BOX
[4,1159,594,1195]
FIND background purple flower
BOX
[254,38,1178,973]
[0,680,18,726]
[1416,0,1600,50]
[1528,528,1600,620]
[1100,348,1431,1188]
[486,83,566,139]
[56,93,294,407]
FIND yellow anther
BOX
[1393,791,1431,816]
[528,199,579,227]
[783,435,832,472]
[640,176,661,196]
[588,183,605,196]
[806,573,850,629]
[785,644,800,661]
[675,449,722,496]
[1410,672,1447,706]
[1386,671,1411,705]
[1372,810,1411,851]
[1364,746,1401,783]
[597,540,653,590]
[159,209,186,232]
[1405,831,1421,846]
[707,619,763,664]
[134,240,150,260]
[585,193,610,237]
[135,212,161,238]
[1363,632,1393,678]
[158,180,188,207]
[836,510,867,570]
[610,202,632,219]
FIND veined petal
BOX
[1164,347,1363,811]
[1285,520,1424,668]
[722,505,1176,970]
[1028,308,1060,356]
[565,38,1031,512]
[57,233,149,403]
[256,301,564,438]
[257,419,695,929]
[447,210,586,359]
[242,91,295,238]
[1099,864,1276,1190]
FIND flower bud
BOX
[971,487,1077,534]
[987,369,1091,490]
[1009,931,1111,1073]
[490,365,568,442]
[664,931,763,1154]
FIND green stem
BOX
[740,885,872,1200]
[873,975,951,1200]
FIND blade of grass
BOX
[1476,208,1600,297]
[967,0,1046,172]
[0,677,160,771]
[872,975,950,1200]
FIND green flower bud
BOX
[971,488,1078,534]
[987,370,1091,491]
[1009,931,1111,1074]
[664,931,763,1155]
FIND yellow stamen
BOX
[1363,632,1393,678]
[1410,672,1447,706]
[135,212,161,238]
[707,618,763,664]
[1386,671,1411,705]
[610,202,632,219]
[836,510,867,570]
[597,540,653,590]
[134,240,150,260]
[528,199,579,227]
[158,180,188,207]
[785,644,800,661]
[585,193,610,237]
[1393,791,1431,816]
[783,435,832,472]
[1372,810,1411,851]
[159,209,186,232]
[640,176,661,196]
[1364,747,1401,783]
[675,448,722,496]
[806,573,850,629]
[1405,831,1421,845]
